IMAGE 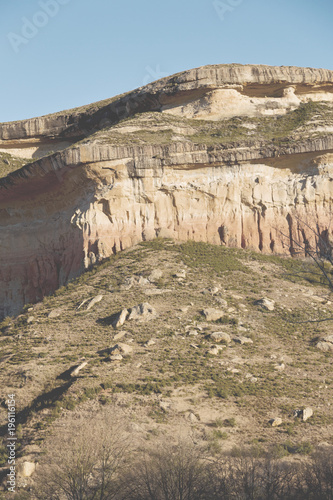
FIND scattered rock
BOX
[316,341,333,352]
[316,335,333,352]
[18,461,36,478]
[302,407,313,422]
[202,308,225,322]
[110,343,133,356]
[237,326,249,333]
[159,401,171,412]
[188,412,199,423]
[144,289,166,296]
[210,332,231,344]
[138,276,149,286]
[113,331,126,341]
[233,336,253,345]
[148,269,163,282]
[323,334,333,343]
[208,345,224,356]
[208,286,220,295]
[127,303,156,321]
[270,417,282,427]
[121,276,149,290]
[294,407,313,421]
[174,270,186,279]
[48,308,62,319]
[113,309,129,328]
[214,298,228,308]
[70,361,88,378]
[188,329,199,336]
[145,339,156,347]
[109,353,123,362]
[27,316,35,324]
[255,298,275,311]
[86,294,103,311]
[120,277,136,290]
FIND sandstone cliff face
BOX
[1,64,333,317]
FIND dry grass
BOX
[0,240,332,486]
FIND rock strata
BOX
[1,64,333,317]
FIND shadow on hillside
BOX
[0,380,74,438]
[96,312,119,327]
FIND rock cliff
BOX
[1,63,333,317]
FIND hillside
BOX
[0,239,332,496]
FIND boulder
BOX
[302,407,313,422]
[112,309,129,328]
[210,332,231,344]
[202,308,225,322]
[188,412,198,423]
[174,270,186,279]
[70,361,88,377]
[18,461,36,478]
[316,341,333,352]
[214,298,228,308]
[86,294,103,311]
[233,336,253,345]
[270,417,282,427]
[148,269,163,282]
[208,345,224,355]
[110,343,133,356]
[255,298,275,311]
[113,331,126,341]
[274,363,285,371]
[294,407,313,421]
[316,335,333,352]
[127,303,156,321]
[120,277,136,290]
[188,329,199,336]
[48,308,62,319]
[109,353,123,362]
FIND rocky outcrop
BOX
[1,64,333,318]
[1,64,333,144]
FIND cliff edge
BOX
[1,63,333,317]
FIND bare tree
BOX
[302,447,333,500]
[123,440,211,500]
[286,215,333,290]
[33,412,130,500]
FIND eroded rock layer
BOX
[1,64,333,317]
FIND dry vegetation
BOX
[82,101,333,148]
[0,153,30,179]
[0,239,332,497]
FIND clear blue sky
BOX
[1,0,332,122]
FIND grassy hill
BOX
[0,239,332,496]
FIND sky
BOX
[1,0,332,122]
